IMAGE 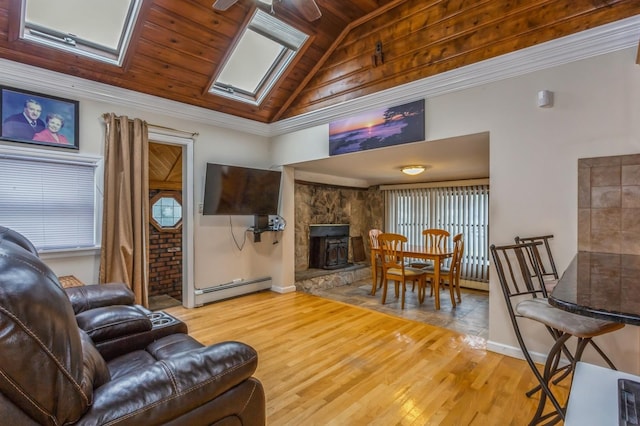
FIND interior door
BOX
[147,142,184,310]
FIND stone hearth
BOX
[295,264,371,293]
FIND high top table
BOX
[549,251,640,325]
[549,251,640,425]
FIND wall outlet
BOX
[232,278,243,283]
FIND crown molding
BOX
[0,14,637,138]
[270,14,640,136]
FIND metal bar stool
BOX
[490,241,624,425]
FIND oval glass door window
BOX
[151,193,182,230]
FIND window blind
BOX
[385,184,490,282]
[0,155,97,250]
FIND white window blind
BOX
[385,184,490,282]
[0,154,97,250]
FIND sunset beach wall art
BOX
[329,99,425,156]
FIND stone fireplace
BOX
[308,224,350,270]
[293,181,384,292]
[294,182,384,272]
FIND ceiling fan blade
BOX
[212,0,240,11]
[290,0,322,22]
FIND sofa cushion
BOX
[147,333,204,360]
[79,330,110,388]
[76,305,152,343]
[65,282,136,314]
[107,334,202,381]
[107,350,157,381]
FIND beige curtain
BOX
[99,113,149,307]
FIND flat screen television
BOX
[203,163,281,215]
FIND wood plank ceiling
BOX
[0,0,638,124]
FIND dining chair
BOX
[368,229,385,295]
[424,233,464,307]
[514,234,559,292]
[490,241,624,425]
[409,228,450,268]
[378,233,428,309]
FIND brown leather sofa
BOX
[0,233,266,425]
[0,225,189,360]
[0,225,186,360]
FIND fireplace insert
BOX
[309,224,350,270]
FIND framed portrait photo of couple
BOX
[0,86,79,150]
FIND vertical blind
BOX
[385,184,490,282]
[0,155,97,250]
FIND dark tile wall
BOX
[578,154,640,254]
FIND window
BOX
[19,0,142,66]
[0,147,99,251]
[150,192,182,231]
[384,183,490,282]
[210,8,308,105]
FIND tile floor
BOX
[311,279,489,339]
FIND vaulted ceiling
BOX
[0,0,638,125]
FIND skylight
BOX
[210,8,308,106]
[19,0,142,66]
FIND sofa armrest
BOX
[82,342,263,425]
[64,283,135,314]
[75,305,152,343]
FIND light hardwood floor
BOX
[165,291,569,425]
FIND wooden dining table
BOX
[371,245,454,310]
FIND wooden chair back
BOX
[450,233,464,278]
[378,232,406,271]
[425,233,464,306]
[368,229,384,294]
[422,228,450,249]
[409,228,450,269]
[368,229,383,250]
[377,233,427,308]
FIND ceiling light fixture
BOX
[401,165,425,176]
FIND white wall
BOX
[0,63,290,298]
[272,48,640,373]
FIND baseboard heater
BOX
[194,276,272,306]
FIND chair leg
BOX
[588,340,617,370]
[418,278,426,304]
[381,279,388,305]
[529,332,570,425]
[446,279,456,308]
[401,281,406,309]
[371,265,383,296]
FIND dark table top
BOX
[549,251,640,326]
